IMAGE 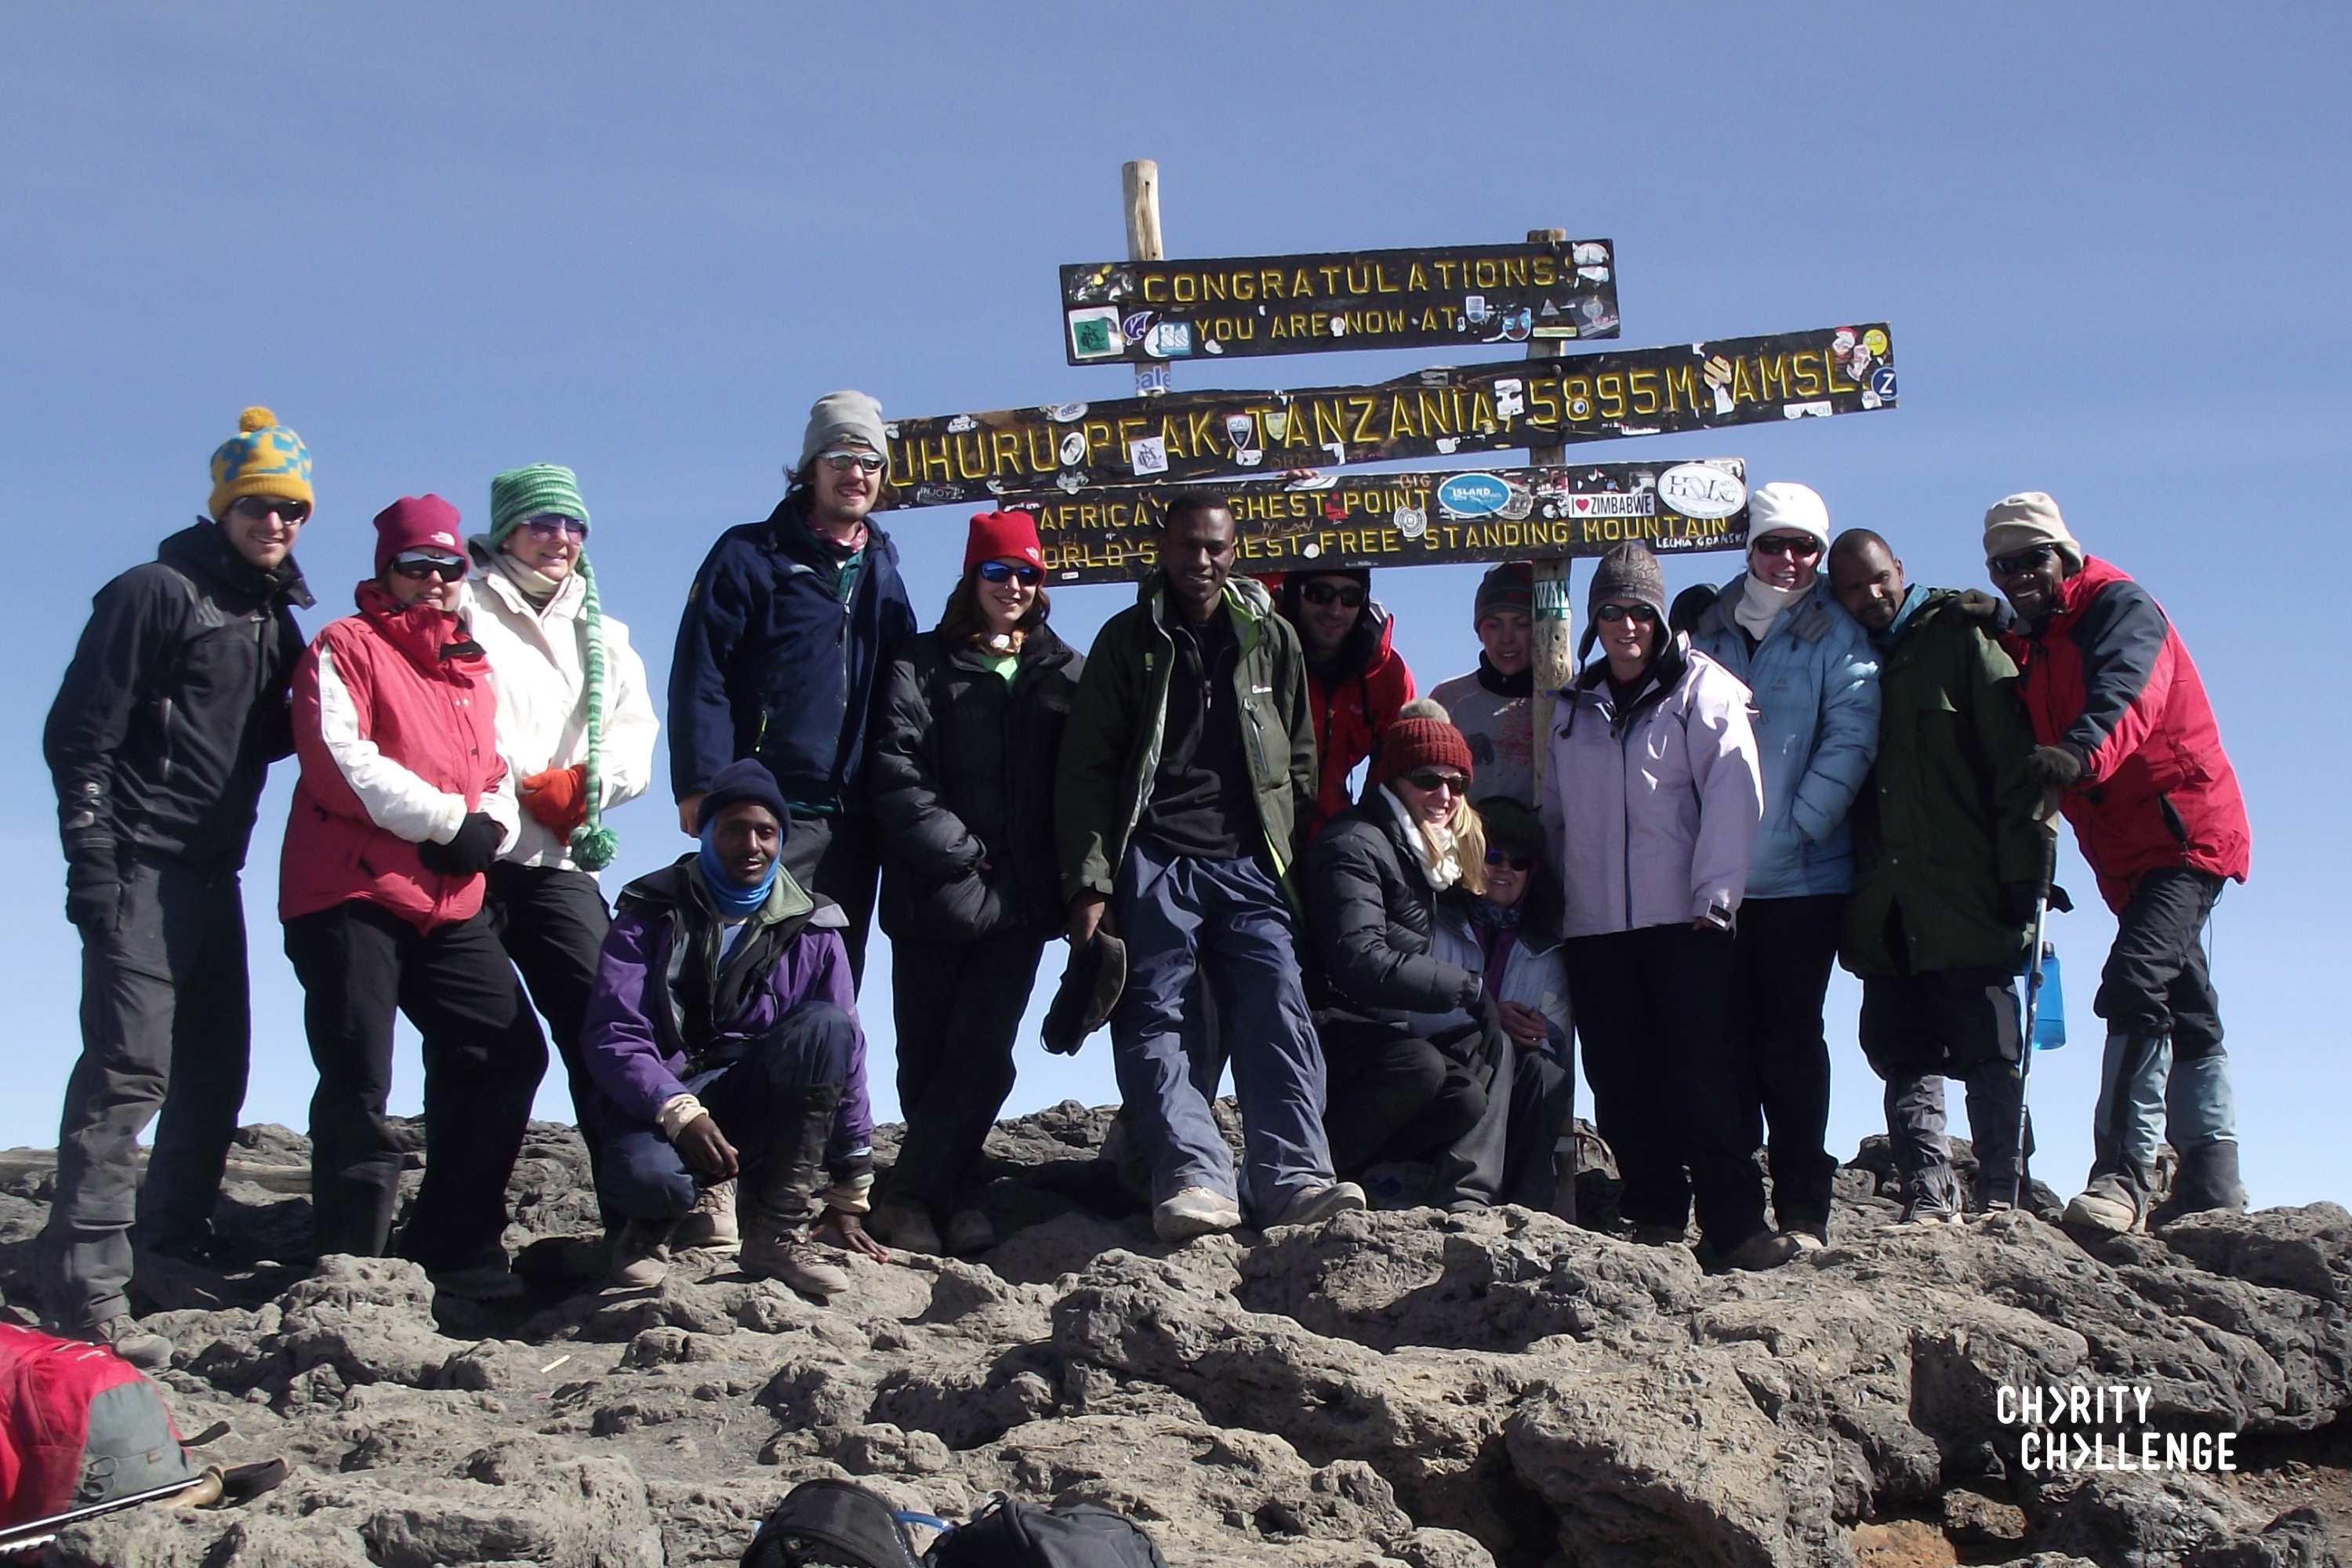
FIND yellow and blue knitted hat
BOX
[209,406,313,517]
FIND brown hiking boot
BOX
[740,1209,848,1298]
[672,1180,739,1254]
[608,1219,673,1289]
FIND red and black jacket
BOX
[2000,556,2249,911]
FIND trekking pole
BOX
[0,1473,216,1556]
[2011,824,2060,1211]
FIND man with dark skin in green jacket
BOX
[1829,530,2048,1221]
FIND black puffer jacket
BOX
[45,521,314,869]
[1304,794,1483,1026]
[870,624,1083,944]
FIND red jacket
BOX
[281,580,517,930]
[2001,556,2249,911]
[1301,606,1415,835]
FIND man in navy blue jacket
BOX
[669,392,918,985]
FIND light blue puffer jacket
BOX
[1691,578,1881,899]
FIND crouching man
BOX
[579,760,884,1296]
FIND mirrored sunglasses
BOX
[390,554,466,582]
[818,448,887,474]
[977,560,1041,585]
[521,514,588,540]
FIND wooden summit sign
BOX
[886,324,1894,507]
[1059,239,1620,365]
[1014,459,1750,586]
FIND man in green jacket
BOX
[1829,531,2047,1220]
[1058,493,1362,1242]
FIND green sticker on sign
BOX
[1534,577,1573,621]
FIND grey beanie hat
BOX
[798,390,889,475]
[1587,540,1669,626]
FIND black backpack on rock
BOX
[742,1483,1166,1568]
[925,1494,1167,1568]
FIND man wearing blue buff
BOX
[579,759,881,1296]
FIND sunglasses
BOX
[1483,849,1535,871]
[390,555,466,582]
[818,449,887,474]
[521,514,588,541]
[1596,602,1658,624]
[1404,769,1469,794]
[1988,543,2056,576]
[1751,534,1823,558]
[229,495,310,524]
[1301,582,1367,608]
[977,560,1042,585]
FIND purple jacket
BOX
[581,859,873,1170]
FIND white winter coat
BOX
[1542,638,1764,938]
[1406,898,1573,1060]
[461,557,659,871]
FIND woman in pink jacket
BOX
[281,496,548,1300]
[1541,543,1787,1270]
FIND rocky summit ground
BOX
[1,1105,2347,1568]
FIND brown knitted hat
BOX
[1374,698,1474,786]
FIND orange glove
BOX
[520,764,589,834]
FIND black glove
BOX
[2046,882,2074,915]
[2001,880,2045,927]
[1953,590,2008,626]
[65,846,119,935]
[2025,745,2083,789]
[416,812,503,876]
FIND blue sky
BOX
[4,5,2345,1205]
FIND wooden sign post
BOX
[1121,161,1169,399]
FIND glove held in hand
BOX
[417,811,503,876]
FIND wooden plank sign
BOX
[1000,459,1749,586]
[887,325,1893,507]
[1059,239,1620,365]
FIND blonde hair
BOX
[1385,782,1486,895]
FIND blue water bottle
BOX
[2030,942,2066,1049]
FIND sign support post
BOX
[1523,226,1577,1223]
[1122,160,1167,398]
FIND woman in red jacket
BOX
[281,495,548,1299]
[1277,567,1416,839]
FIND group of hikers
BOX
[36,394,2253,1373]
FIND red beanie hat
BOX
[1373,699,1475,788]
[372,495,465,575]
[965,510,1044,574]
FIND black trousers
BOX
[1321,1019,1487,1177]
[1566,923,1766,1250]
[881,929,1047,1220]
[1728,894,1845,1231]
[485,861,612,1218]
[783,812,880,989]
[2096,866,2225,1059]
[283,900,548,1269]
[39,853,249,1326]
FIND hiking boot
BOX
[869,1203,942,1255]
[1899,1189,1962,1225]
[1781,1221,1830,1253]
[1270,1181,1367,1229]
[945,1209,996,1256]
[1153,1186,1243,1243]
[1719,1229,1806,1272]
[740,1210,849,1298]
[2149,1140,2249,1229]
[427,1251,525,1301]
[608,1220,673,1289]
[671,1181,739,1254]
[2064,1174,2144,1234]
[64,1313,173,1370]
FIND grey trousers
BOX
[40,853,251,1327]
[1108,841,1335,1219]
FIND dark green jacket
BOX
[1841,588,2045,976]
[1056,571,1316,903]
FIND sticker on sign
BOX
[1435,473,1514,517]
[1657,463,1748,520]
